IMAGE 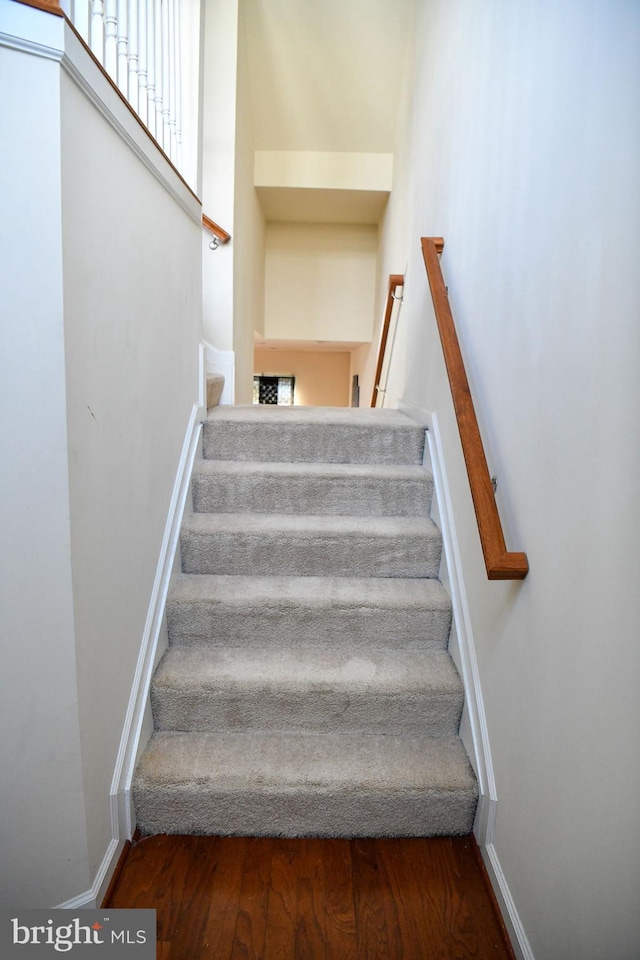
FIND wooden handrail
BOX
[10,0,64,16]
[202,214,231,244]
[371,274,404,407]
[421,237,529,580]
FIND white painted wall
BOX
[0,0,202,907]
[381,2,640,957]
[233,0,266,403]
[0,13,90,908]
[201,0,238,351]
[60,70,201,885]
[264,222,377,344]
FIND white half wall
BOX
[381,2,640,957]
[0,9,90,908]
[60,65,202,885]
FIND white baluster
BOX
[137,0,148,124]
[104,0,117,78]
[90,0,105,62]
[153,0,164,148]
[116,0,129,94]
[146,0,156,138]
[161,0,172,155]
[127,0,139,113]
[167,0,177,162]
[173,0,182,168]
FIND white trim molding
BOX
[399,400,497,839]
[110,402,203,837]
[481,844,537,960]
[55,837,126,910]
[399,398,535,960]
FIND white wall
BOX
[381,1,640,957]
[60,71,201,884]
[201,0,238,351]
[233,0,266,403]
[0,13,90,908]
[264,222,377,344]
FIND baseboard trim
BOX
[400,398,534,959]
[471,836,519,960]
[100,829,141,908]
[480,843,536,960]
[401,402,498,845]
[107,403,204,849]
[55,838,124,909]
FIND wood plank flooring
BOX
[105,835,515,959]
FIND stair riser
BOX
[167,602,452,651]
[192,473,433,517]
[203,422,425,465]
[151,686,464,737]
[133,785,477,838]
[180,530,442,578]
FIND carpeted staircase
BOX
[133,405,478,836]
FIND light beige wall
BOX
[254,348,351,407]
[264,222,377,344]
[243,0,416,153]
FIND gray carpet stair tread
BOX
[191,459,433,516]
[151,646,464,736]
[206,405,421,427]
[154,646,462,695]
[133,731,478,837]
[203,405,425,464]
[180,513,442,578]
[168,573,452,611]
[166,574,452,650]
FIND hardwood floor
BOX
[105,834,515,959]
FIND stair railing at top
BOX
[202,213,231,250]
[67,0,186,169]
[421,237,529,581]
[371,274,404,407]
[14,0,189,176]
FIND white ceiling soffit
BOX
[242,0,417,154]
[255,187,389,224]
[255,335,369,353]
[254,149,392,223]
